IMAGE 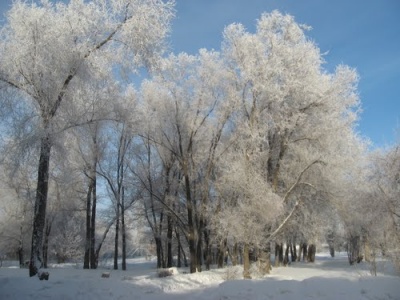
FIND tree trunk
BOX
[243,243,251,279]
[89,173,97,269]
[196,221,204,272]
[307,244,316,262]
[293,243,298,262]
[18,246,24,268]
[204,229,211,270]
[230,242,239,266]
[29,135,52,277]
[42,219,52,269]
[18,224,24,268]
[327,231,335,258]
[184,167,197,273]
[121,189,127,271]
[258,243,271,275]
[114,204,120,270]
[301,243,308,262]
[289,243,296,262]
[155,237,161,269]
[176,227,182,268]
[284,243,289,266]
[166,214,173,268]
[347,235,363,265]
[274,243,283,267]
[217,239,227,268]
[84,182,93,269]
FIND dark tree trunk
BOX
[204,229,211,270]
[84,183,93,269]
[184,170,197,273]
[243,243,251,279]
[89,173,97,269]
[347,235,363,265]
[274,243,284,267]
[284,243,289,266]
[121,188,127,271]
[155,237,163,269]
[18,247,24,268]
[327,231,335,258]
[114,205,120,270]
[307,244,316,262]
[166,214,173,268]
[301,243,308,261]
[30,135,52,277]
[290,243,296,262]
[176,227,182,268]
[42,219,52,269]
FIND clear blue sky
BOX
[1,0,399,147]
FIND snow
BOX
[0,253,399,300]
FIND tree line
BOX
[0,0,398,279]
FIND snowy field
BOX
[1,253,399,300]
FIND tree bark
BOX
[84,182,93,269]
[121,187,127,271]
[29,135,52,277]
[90,173,97,269]
[284,243,289,266]
[301,243,308,262]
[204,229,211,270]
[347,235,363,265]
[114,204,120,270]
[231,242,239,266]
[243,243,252,279]
[217,239,227,268]
[42,219,52,269]
[258,243,271,275]
[274,243,283,267]
[166,214,173,268]
[307,244,316,262]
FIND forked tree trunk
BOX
[243,243,251,279]
[30,135,52,277]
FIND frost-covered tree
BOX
[140,50,236,273]
[212,11,365,278]
[0,0,174,277]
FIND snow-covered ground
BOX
[0,253,399,300]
